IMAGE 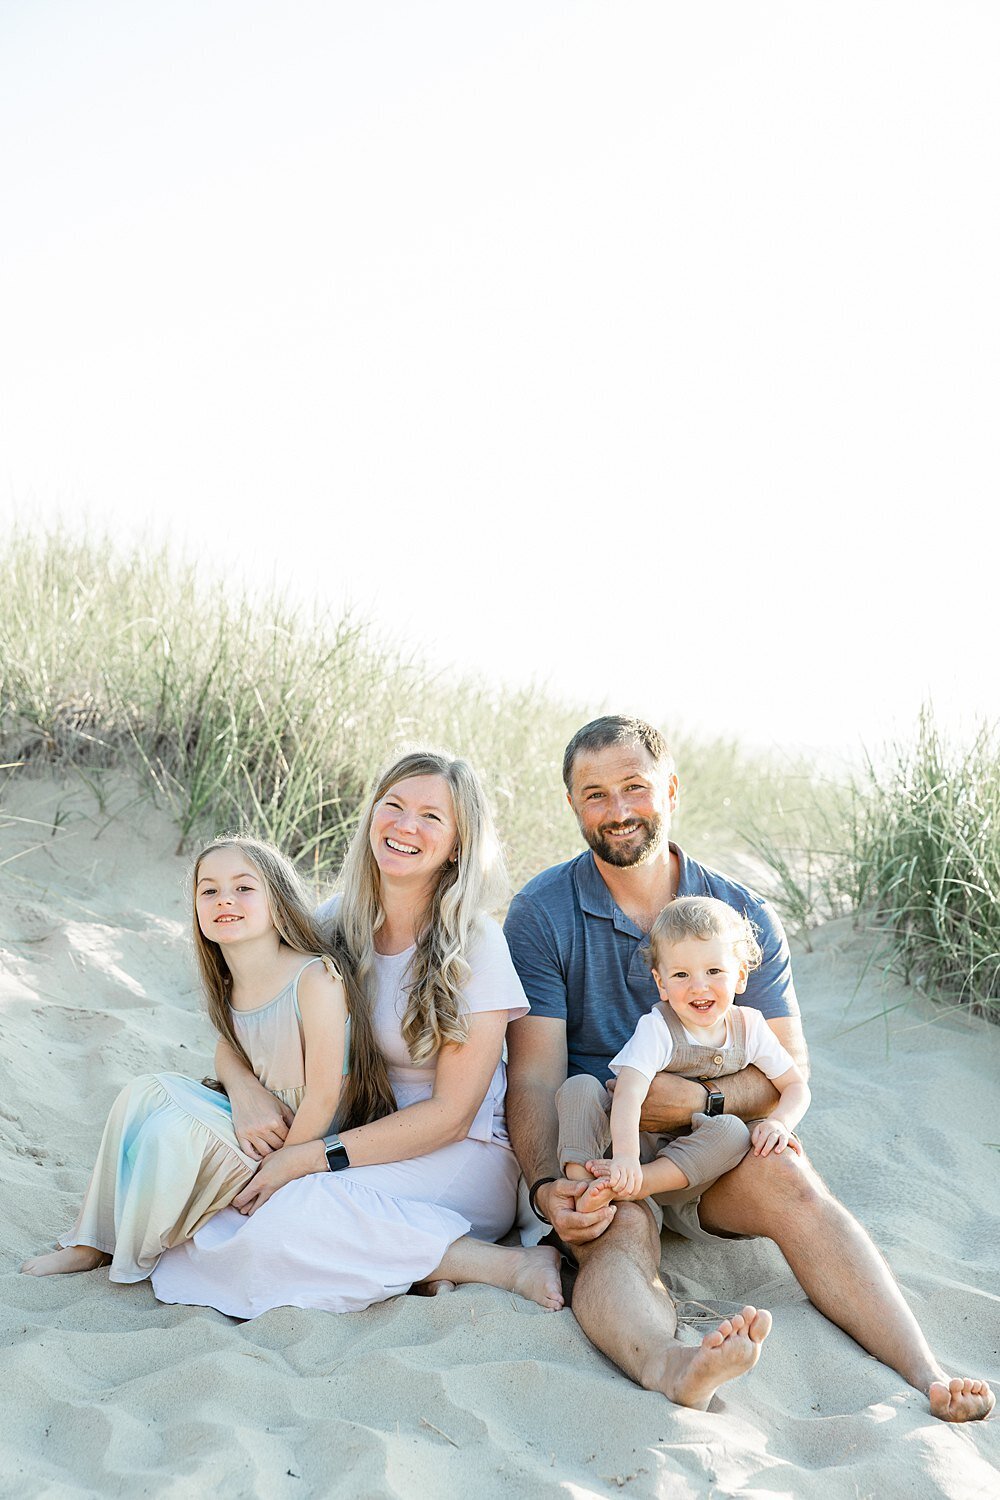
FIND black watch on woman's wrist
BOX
[324,1133,351,1172]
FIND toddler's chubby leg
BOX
[586,1114,752,1204]
[649,1114,751,1195]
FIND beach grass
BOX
[746,711,1000,1015]
[2,527,815,895]
[7,529,993,1015]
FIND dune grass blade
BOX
[744,708,1000,1015]
[3,526,854,907]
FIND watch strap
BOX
[323,1133,352,1173]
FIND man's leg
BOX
[569,1200,771,1411]
[698,1148,994,1423]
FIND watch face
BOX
[706,1093,725,1117]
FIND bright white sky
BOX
[2,1,998,757]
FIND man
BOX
[503,715,994,1420]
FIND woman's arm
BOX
[339,1008,508,1164]
[215,1037,293,1158]
[280,963,348,1148]
[231,1009,509,1214]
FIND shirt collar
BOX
[574,844,686,937]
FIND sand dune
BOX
[2,773,998,1497]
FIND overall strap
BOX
[653,1000,687,1043]
[654,999,744,1078]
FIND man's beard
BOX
[583,813,665,868]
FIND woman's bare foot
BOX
[643,1305,772,1411]
[928,1377,995,1423]
[508,1245,564,1311]
[21,1245,110,1276]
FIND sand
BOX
[2,773,998,1498]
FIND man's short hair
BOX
[562,715,674,791]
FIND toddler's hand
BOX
[588,1155,643,1197]
[752,1119,793,1157]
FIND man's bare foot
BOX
[928,1377,995,1423]
[21,1246,110,1276]
[508,1245,564,1311]
[643,1305,772,1411]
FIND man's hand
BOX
[232,1142,319,1215]
[536,1176,616,1246]
[228,1081,295,1160]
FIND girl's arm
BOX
[279,963,348,1148]
[215,1037,293,1158]
[750,1064,811,1157]
[589,1067,646,1195]
[232,1009,509,1214]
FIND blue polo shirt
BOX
[503,844,799,1083]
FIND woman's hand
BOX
[228,1078,294,1160]
[232,1141,324,1215]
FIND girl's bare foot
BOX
[643,1305,772,1411]
[928,1377,995,1423]
[21,1246,110,1276]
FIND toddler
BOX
[556,895,811,1213]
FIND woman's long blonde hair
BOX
[193,836,395,1130]
[335,751,508,1064]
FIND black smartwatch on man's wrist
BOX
[323,1133,352,1172]
[701,1082,725,1118]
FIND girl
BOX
[150,751,564,1318]
[21,836,393,1282]
[556,895,811,1213]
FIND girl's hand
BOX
[752,1118,793,1157]
[228,1080,294,1160]
[232,1142,320,1215]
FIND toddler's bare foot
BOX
[644,1305,771,1411]
[576,1174,618,1214]
[410,1279,457,1297]
[509,1245,564,1311]
[928,1377,995,1423]
[21,1246,110,1277]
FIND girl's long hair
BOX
[336,751,508,1064]
[193,836,394,1130]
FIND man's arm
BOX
[505,1016,615,1244]
[636,1015,810,1133]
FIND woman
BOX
[152,750,562,1317]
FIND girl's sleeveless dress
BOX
[56,958,462,1286]
[150,916,527,1319]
